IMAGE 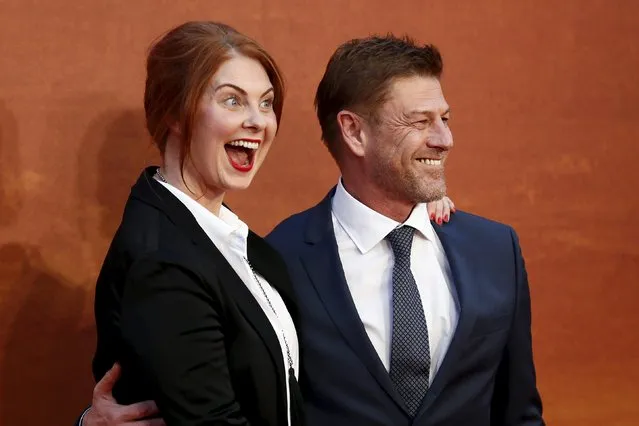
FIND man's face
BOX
[361,75,453,205]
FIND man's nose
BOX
[427,120,453,149]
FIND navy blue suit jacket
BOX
[266,189,544,426]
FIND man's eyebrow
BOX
[213,83,274,98]
[409,108,451,117]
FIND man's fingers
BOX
[123,416,166,426]
[131,419,167,426]
[93,363,121,400]
[120,400,160,421]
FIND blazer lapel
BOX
[300,189,408,413]
[247,230,300,327]
[129,167,287,396]
[415,216,479,417]
[210,242,287,397]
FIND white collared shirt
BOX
[155,178,298,426]
[331,179,458,384]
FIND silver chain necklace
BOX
[155,168,168,183]
[155,166,294,372]
[244,257,295,372]
[155,167,295,371]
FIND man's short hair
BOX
[314,35,443,160]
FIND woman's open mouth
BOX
[224,139,260,172]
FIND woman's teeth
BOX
[228,140,259,150]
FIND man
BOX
[80,35,544,425]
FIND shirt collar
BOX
[331,178,437,253]
[155,178,249,246]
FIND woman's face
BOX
[186,54,278,194]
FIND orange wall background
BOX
[1,1,638,425]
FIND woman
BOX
[79,21,455,426]
[88,21,301,426]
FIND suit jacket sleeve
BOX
[491,229,545,426]
[120,257,251,426]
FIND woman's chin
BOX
[221,172,256,192]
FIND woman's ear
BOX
[168,120,182,136]
[336,110,367,157]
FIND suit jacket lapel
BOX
[300,189,408,413]
[129,167,287,394]
[415,217,479,417]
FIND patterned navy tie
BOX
[386,225,430,417]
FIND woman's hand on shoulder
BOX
[427,195,456,225]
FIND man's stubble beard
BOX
[370,158,447,205]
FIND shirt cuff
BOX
[77,406,91,426]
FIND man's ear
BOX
[336,110,367,157]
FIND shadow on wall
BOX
[0,100,93,424]
[0,106,157,425]
[0,243,94,426]
[77,109,158,245]
[0,100,21,229]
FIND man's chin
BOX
[417,185,446,204]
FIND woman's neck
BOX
[159,162,225,217]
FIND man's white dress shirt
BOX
[331,179,458,383]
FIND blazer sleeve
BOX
[491,229,545,426]
[120,257,251,426]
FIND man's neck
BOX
[340,176,415,223]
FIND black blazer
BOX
[91,167,304,426]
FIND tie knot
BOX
[385,226,415,260]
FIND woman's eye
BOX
[260,98,274,109]
[224,96,240,107]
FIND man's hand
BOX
[427,195,456,225]
[83,363,165,426]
